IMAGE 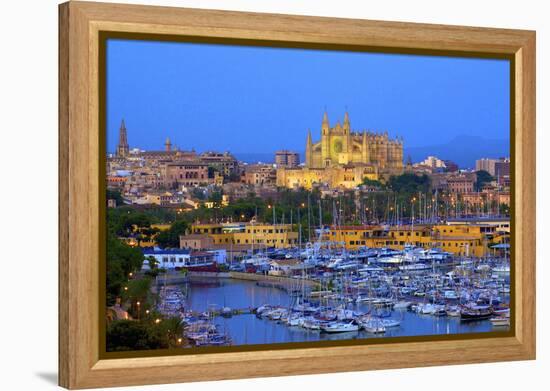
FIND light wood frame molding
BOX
[59,1,536,389]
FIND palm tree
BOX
[160,317,186,347]
[122,277,152,319]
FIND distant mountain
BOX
[405,135,510,169]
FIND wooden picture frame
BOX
[59,1,536,389]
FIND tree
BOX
[387,173,431,194]
[475,170,494,191]
[106,320,166,351]
[499,203,510,216]
[190,187,206,200]
[107,208,154,237]
[159,317,186,347]
[208,191,223,208]
[362,178,384,188]
[106,189,124,206]
[124,277,151,299]
[156,220,189,248]
[227,172,242,183]
[122,277,153,319]
[106,231,144,306]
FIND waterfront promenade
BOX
[155,270,320,289]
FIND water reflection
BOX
[182,278,505,346]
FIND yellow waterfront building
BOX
[187,222,299,249]
[324,222,508,257]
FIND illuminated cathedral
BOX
[277,112,404,189]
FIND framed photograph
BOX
[59,1,536,389]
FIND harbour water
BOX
[179,278,506,346]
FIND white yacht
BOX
[358,318,386,333]
[321,321,359,333]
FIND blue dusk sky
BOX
[106,39,510,160]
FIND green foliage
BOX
[499,203,510,216]
[362,178,384,188]
[475,170,494,191]
[228,172,242,182]
[122,277,152,302]
[107,207,154,237]
[106,320,166,351]
[208,190,223,207]
[159,317,186,348]
[387,173,431,194]
[106,231,144,306]
[190,187,206,200]
[106,189,124,206]
[156,220,189,248]
[146,256,158,269]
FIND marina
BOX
[154,244,510,347]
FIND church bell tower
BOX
[116,119,129,157]
[321,111,330,166]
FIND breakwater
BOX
[154,271,320,291]
[229,271,320,289]
[154,274,188,286]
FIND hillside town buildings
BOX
[107,117,510,218]
[475,157,511,182]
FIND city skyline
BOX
[106,39,510,158]
[111,122,509,169]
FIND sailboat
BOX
[357,316,386,333]
[321,320,360,333]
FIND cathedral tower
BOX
[321,111,330,166]
[165,137,172,152]
[342,111,351,154]
[116,119,129,157]
[305,129,313,167]
[362,131,369,163]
